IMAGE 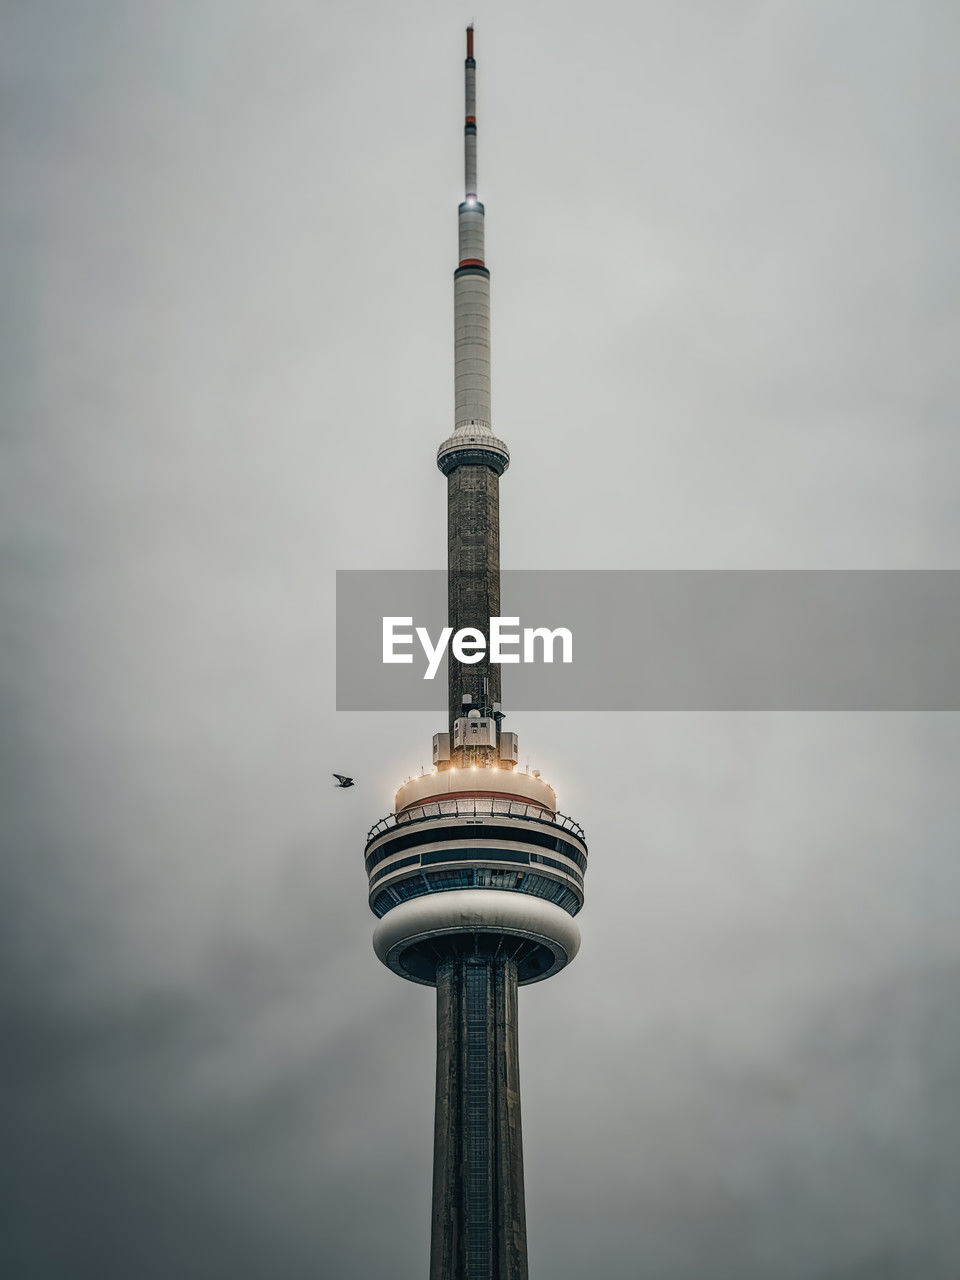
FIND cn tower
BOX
[363,28,588,1280]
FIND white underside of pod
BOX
[372,888,581,985]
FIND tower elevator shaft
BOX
[446,463,502,730]
[431,951,527,1280]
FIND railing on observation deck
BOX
[365,797,586,848]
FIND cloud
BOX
[3,1,959,1276]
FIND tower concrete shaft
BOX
[446,465,501,734]
[431,950,527,1280]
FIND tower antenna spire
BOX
[464,24,478,199]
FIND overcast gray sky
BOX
[3,2,960,1277]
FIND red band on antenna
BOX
[466,26,474,59]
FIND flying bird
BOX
[332,773,355,789]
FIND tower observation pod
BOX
[364,29,588,1280]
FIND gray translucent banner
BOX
[336,570,960,710]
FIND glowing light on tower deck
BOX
[362,28,589,1280]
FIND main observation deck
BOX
[365,769,589,986]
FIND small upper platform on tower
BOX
[437,426,510,476]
